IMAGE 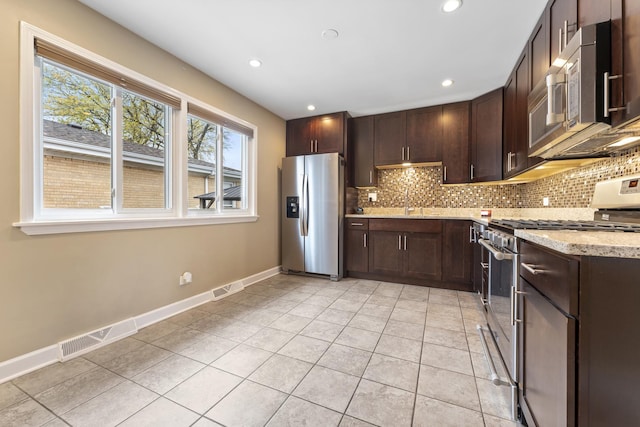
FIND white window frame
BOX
[15,22,258,235]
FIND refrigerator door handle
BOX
[301,173,309,236]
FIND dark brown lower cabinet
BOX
[578,256,640,426]
[346,218,474,290]
[345,218,369,274]
[519,279,576,427]
[442,220,473,290]
[518,242,640,427]
[368,229,442,281]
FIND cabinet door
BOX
[286,118,313,156]
[374,111,406,166]
[471,88,503,182]
[406,106,442,163]
[404,232,442,281]
[369,231,403,276]
[516,50,535,172]
[352,116,377,187]
[441,220,473,289]
[503,70,518,178]
[611,0,640,127]
[314,112,345,154]
[346,230,368,273]
[519,279,576,427]
[578,0,611,26]
[441,102,470,184]
[529,15,549,91]
[548,0,578,62]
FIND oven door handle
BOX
[478,239,514,261]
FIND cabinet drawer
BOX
[369,218,442,233]
[347,218,369,229]
[520,241,579,316]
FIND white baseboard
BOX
[243,266,281,287]
[0,345,59,384]
[0,266,281,385]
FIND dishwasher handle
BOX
[478,239,514,261]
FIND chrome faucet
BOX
[404,188,414,216]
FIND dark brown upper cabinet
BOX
[610,0,640,127]
[441,102,471,184]
[374,106,442,167]
[374,111,406,166]
[548,0,578,63]
[529,14,549,91]
[578,0,611,27]
[405,106,443,163]
[286,112,348,157]
[351,116,377,187]
[471,88,503,182]
[504,48,534,178]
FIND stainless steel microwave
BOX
[528,21,615,159]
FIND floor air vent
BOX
[212,281,244,301]
[58,318,137,361]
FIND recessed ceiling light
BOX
[248,59,262,68]
[442,0,462,13]
[441,79,454,87]
[321,29,339,40]
[307,105,316,111]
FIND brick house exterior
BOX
[42,120,241,209]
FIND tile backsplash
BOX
[357,146,640,209]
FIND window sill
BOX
[13,214,259,235]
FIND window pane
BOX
[222,128,245,211]
[187,115,218,209]
[122,91,168,209]
[41,61,112,209]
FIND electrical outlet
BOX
[543,197,549,206]
[179,272,192,286]
[368,192,377,202]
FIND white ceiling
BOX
[78,0,548,120]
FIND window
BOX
[17,23,257,235]
[40,60,172,213]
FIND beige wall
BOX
[0,0,285,362]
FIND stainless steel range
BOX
[476,174,640,421]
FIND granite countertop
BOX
[515,229,640,259]
[348,208,640,259]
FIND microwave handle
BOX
[546,73,566,125]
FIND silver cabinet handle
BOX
[563,20,569,51]
[406,146,410,161]
[401,146,405,161]
[481,262,489,269]
[310,140,314,153]
[398,234,402,250]
[469,225,475,243]
[314,140,318,152]
[604,72,625,117]
[520,262,542,275]
[369,170,373,184]
[363,233,367,248]
[443,166,447,182]
[470,164,475,181]
[351,222,364,226]
[403,235,407,251]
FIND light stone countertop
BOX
[347,207,639,259]
[515,229,640,259]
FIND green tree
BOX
[42,61,225,162]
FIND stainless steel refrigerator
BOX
[281,152,344,281]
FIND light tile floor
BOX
[0,275,521,426]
